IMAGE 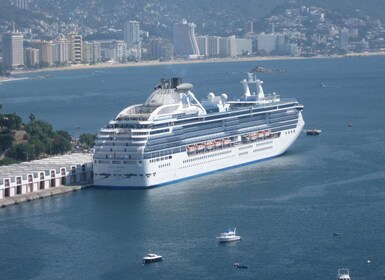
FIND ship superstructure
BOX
[93,74,304,188]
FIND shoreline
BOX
[2,51,385,80]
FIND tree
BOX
[51,131,72,154]
[0,131,13,153]
[79,133,96,148]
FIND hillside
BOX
[1,0,384,39]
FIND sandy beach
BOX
[2,51,384,81]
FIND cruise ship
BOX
[93,73,305,188]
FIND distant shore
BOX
[2,51,384,82]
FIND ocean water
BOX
[1,56,385,279]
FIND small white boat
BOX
[305,129,321,135]
[337,268,350,280]
[142,253,162,264]
[234,263,248,269]
[217,228,241,242]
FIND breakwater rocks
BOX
[0,185,92,208]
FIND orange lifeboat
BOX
[223,138,230,145]
[250,132,258,141]
[187,146,196,153]
[264,130,271,137]
[214,140,222,147]
[196,144,205,151]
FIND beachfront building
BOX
[82,41,93,63]
[256,33,289,55]
[32,40,55,66]
[173,19,200,59]
[66,32,83,64]
[147,38,173,61]
[219,36,238,57]
[234,38,252,56]
[339,28,349,51]
[24,47,39,67]
[1,31,24,69]
[196,36,208,57]
[54,37,70,64]
[83,41,102,63]
[124,20,141,60]
[0,154,93,200]
[12,0,29,9]
[207,36,221,57]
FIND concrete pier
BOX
[0,184,93,207]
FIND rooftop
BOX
[0,153,93,179]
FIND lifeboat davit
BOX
[206,142,214,150]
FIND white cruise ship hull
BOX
[93,75,305,189]
[93,113,304,188]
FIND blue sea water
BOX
[1,56,385,279]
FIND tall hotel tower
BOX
[173,19,200,58]
[66,32,83,64]
[124,20,141,60]
[2,30,24,68]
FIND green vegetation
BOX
[0,110,96,166]
[79,133,96,148]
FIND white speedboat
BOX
[142,253,162,264]
[305,129,321,135]
[337,268,350,280]
[217,228,241,242]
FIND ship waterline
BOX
[93,74,304,188]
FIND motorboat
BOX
[305,129,321,135]
[234,263,248,269]
[217,228,241,242]
[337,268,350,280]
[142,253,162,264]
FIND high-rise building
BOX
[124,21,141,60]
[112,40,127,62]
[173,19,200,58]
[148,38,173,61]
[207,36,221,57]
[339,28,349,51]
[219,37,236,57]
[196,36,208,57]
[24,48,39,67]
[2,31,24,69]
[31,40,55,65]
[91,41,101,63]
[256,33,287,55]
[66,33,83,64]
[55,37,70,64]
[82,41,93,64]
[12,0,29,9]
